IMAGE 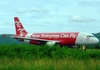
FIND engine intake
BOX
[46,41,56,46]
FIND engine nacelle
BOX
[29,40,38,44]
[46,41,56,46]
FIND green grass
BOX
[0,44,100,70]
[0,57,100,70]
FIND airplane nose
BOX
[94,38,99,44]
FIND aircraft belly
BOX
[53,38,76,45]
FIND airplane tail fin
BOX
[14,17,28,37]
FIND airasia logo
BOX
[15,21,21,28]
[17,28,25,37]
[15,21,26,37]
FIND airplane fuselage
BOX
[22,32,99,46]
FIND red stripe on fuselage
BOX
[30,32,79,45]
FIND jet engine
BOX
[46,41,56,46]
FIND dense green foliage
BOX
[0,44,100,59]
[0,44,100,70]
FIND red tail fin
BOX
[14,17,28,37]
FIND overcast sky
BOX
[0,0,100,34]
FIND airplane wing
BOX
[10,36,60,43]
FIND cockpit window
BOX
[87,35,94,37]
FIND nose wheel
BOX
[82,45,86,51]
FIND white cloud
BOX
[17,7,27,14]
[79,1,100,7]
[68,15,96,23]
[30,7,48,14]
[16,7,49,15]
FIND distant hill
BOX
[93,32,100,40]
[93,32,100,47]
[0,34,23,44]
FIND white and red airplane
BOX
[11,17,99,47]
